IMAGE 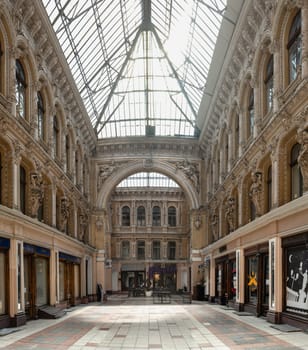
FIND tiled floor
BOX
[1,295,308,349]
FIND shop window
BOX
[288,11,301,83]
[264,55,273,115]
[0,250,7,315]
[152,241,160,260]
[53,116,60,159]
[285,244,308,315]
[137,240,145,260]
[168,206,176,227]
[20,165,26,214]
[152,206,161,226]
[137,206,146,226]
[290,143,303,200]
[16,60,26,119]
[247,256,258,304]
[167,241,176,260]
[35,257,49,306]
[248,89,254,139]
[121,241,130,258]
[37,92,45,140]
[121,206,130,226]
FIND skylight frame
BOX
[41,0,227,138]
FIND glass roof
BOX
[117,172,179,188]
[42,0,226,138]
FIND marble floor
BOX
[1,295,308,350]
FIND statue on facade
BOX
[210,208,218,241]
[79,212,88,243]
[297,126,308,192]
[225,196,235,232]
[60,197,70,232]
[176,159,200,192]
[249,171,262,217]
[30,172,44,218]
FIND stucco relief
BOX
[175,159,200,193]
[97,162,117,189]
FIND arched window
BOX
[20,165,26,214]
[75,151,80,185]
[152,206,161,226]
[288,11,301,82]
[264,55,273,115]
[168,206,176,226]
[248,89,254,139]
[0,42,3,93]
[137,206,146,226]
[16,60,26,119]
[65,135,70,173]
[290,143,303,200]
[267,165,272,212]
[37,92,45,140]
[121,241,130,258]
[122,206,130,226]
[53,116,60,159]
[152,241,160,260]
[234,113,239,159]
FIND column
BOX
[209,255,216,302]
[49,248,57,305]
[236,248,244,310]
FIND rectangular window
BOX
[121,241,130,258]
[167,241,176,260]
[152,241,160,260]
[137,241,145,260]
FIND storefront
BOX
[0,237,10,328]
[23,243,50,319]
[58,252,81,306]
[215,254,236,305]
[282,232,308,328]
[149,264,177,290]
[244,244,269,317]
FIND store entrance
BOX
[24,255,49,319]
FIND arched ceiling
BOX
[41,0,232,139]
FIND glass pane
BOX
[59,261,65,301]
[247,256,258,304]
[0,252,6,314]
[35,257,48,306]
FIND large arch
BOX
[96,159,201,210]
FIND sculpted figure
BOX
[249,171,262,217]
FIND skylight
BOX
[42,0,226,138]
[117,172,179,188]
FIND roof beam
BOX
[95,27,143,132]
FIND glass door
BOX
[35,257,49,306]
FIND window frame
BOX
[16,60,27,119]
[121,205,131,226]
[287,10,301,83]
